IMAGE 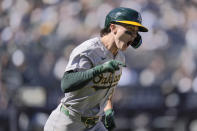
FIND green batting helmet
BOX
[105,7,148,32]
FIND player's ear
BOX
[110,24,117,34]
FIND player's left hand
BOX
[104,109,116,131]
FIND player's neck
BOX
[101,35,118,56]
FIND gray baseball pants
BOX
[44,104,107,131]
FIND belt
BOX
[60,104,100,128]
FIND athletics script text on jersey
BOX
[91,70,122,90]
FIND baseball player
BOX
[44,7,148,131]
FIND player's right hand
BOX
[101,60,126,73]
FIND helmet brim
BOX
[116,21,148,32]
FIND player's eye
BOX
[125,30,133,35]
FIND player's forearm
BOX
[61,65,107,93]
[61,69,92,93]
[104,99,116,130]
[104,87,114,111]
[61,60,125,93]
[104,99,113,111]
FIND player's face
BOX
[114,24,139,51]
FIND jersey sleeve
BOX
[65,51,94,72]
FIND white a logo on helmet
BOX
[116,12,122,17]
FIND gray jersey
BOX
[61,37,125,117]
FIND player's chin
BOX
[121,42,130,51]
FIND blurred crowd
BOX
[1,0,197,131]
